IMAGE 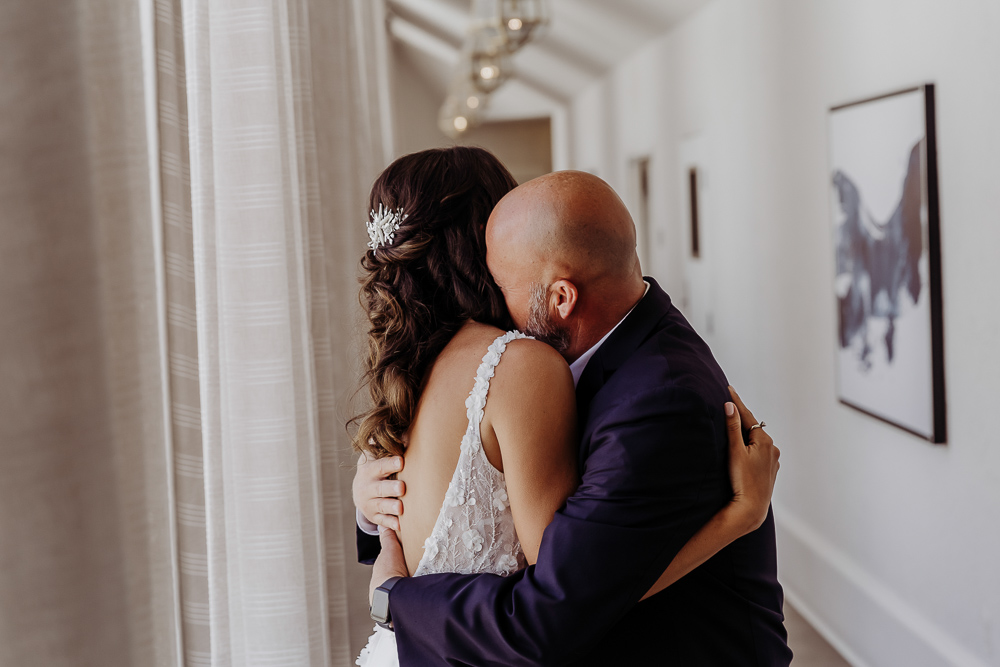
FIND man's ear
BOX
[548,279,578,321]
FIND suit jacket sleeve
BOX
[357,525,381,565]
[389,385,729,666]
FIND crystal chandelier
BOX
[499,0,549,51]
[471,0,550,53]
[437,0,550,138]
[468,22,511,94]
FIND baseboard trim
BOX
[773,503,990,667]
[782,581,871,667]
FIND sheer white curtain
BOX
[0,0,389,665]
[153,0,390,664]
[173,1,334,664]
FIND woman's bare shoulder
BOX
[434,322,571,393]
[490,336,574,400]
[501,336,569,373]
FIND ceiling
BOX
[386,0,710,115]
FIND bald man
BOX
[361,172,791,665]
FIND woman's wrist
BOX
[726,494,764,536]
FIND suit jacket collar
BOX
[575,277,673,413]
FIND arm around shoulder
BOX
[389,367,728,666]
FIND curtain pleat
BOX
[80,0,182,663]
[151,0,210,665]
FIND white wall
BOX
[569,1,1000,665]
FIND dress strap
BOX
[465,330,531,427]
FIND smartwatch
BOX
[370,576,404,631]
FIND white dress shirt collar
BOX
[568,280,650,387]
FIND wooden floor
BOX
[785,603,851,666]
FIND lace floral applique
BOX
[497,554,519,574]
[461,529,484,553]
[492,488,509,512]
[423,537,439,562]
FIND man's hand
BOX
[725,386,780,534]
[354,452,405,532]
[370,529,409,606]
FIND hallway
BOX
[382,0,1000,664]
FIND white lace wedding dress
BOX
[356,331,530,667]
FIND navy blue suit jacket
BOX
[357,279,791,666]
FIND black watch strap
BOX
[370,576,404,631]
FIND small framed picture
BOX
[828,84,946,443]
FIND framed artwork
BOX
[828,84,946,443]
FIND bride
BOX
[352,147,778,666]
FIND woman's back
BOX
[356,322,578,666]
[395,321,521,575]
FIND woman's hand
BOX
[640,386,781,600]
[725,386,780,535]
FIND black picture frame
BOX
[828,84,946,444]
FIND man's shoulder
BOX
[573,323,732,501]
[588,321,729,423]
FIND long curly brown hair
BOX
[352,147,518,459]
